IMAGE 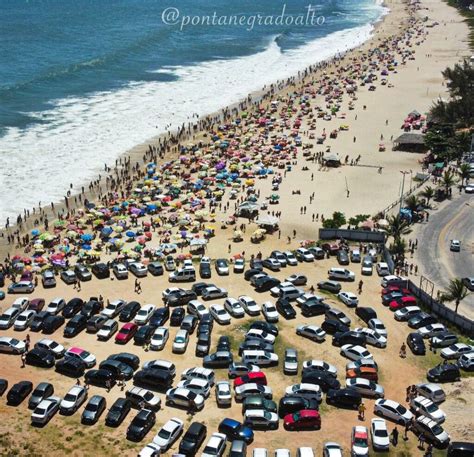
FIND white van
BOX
[169,267,196,283]
[241,350,278,366]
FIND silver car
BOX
[284,348,298,375]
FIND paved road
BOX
[415,192,474,318]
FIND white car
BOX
[340,344,373,361]
[152,417,184,451]
[246,328,275,344]
[328,268,355,281]
[238,295,260,316]
[351,426,369,457]
[177,378,211,398]
[302,360,337,377]
[181,367,215,386]
[370,418,390,451]
[368,318,387,338]
[210,305,231,325]
[441,343,474,359]
[296,325,326,342]
[8,281,35,294]
[101,299,126,318]
[381,275,407,288]
[143,359,176,377]
[129,262,148,277]
[234,258,245,273]
[285,383,321,401]
[284,251,298,266]
[60,385,88,415]
[35,338,64,357]
[138,443,161,457]
[31,396,61,425]
[450,240,461,252]
[45,298,66,315]
[415,383,446,403]
[346,378,384,399]
[97,319,118,341]
[394,306,421,321]
[374,399,414,425]
[361,261,373,276]
[353,328,387,348]
[202,286,228,300]
[253,449,269,457]
[0,336,26,354]
[216,381,232,407]
[414,416,450,447]
[12,297,29,311]
[135,304,156,325]
[296,293,325,306]
[202,432,227,457]
[150,327,169,351]
[410,396,446,423]
[162,287,181,301]
[418,323,447,338]
[295,248,314,262]
[244,409,279,430]
[234,383,272,401]
[262,302,279,323]
[376,262,390,277]
[113,263,129,279]
[172,329,189,353]
[322,442,343,457]
[166,387,205,411]
[270,282,293,297]
[458,353,474,371]
[241,350,278,367]
[286,274,307,285]
[337,291,358,307]
[465,183,474,193]
[13,310,36,331]
[187,300,209,318]
[224,298,245,318]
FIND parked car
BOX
[317,280,341,293]
[458,353,474,372]
[126,386,162,411]
[216,381,232,407]
[284,348,298,375]
[427,364,461,383]
[166,387,205,411]
[441,343,474,360]
[276,298,296,319]
[28,382,54,410]
[81,395,107,425]
[92,263,110,278]
[25,347,55,368]
[59,385,88,415]
[63,314,88,338]
[127,408,156,442]
[351,426,369,457]
[105,397,132,427]
[373,399,413,425]
[284,410,320,430]
[42,270,57,288]
[410,395,446,423]
[412,415,450,448]
[97,319,119,341]
[55,358,85,378]
[296,324,326,342]
[338,291,358,307]
[202,432,227,457]
[0,336,26,354]
[326,388,362,410]
[407,332,426,355]
[152,416,184,451]
[218,418,254,444]
[115,322,138,344]
[31,396,60,425]
[42,315,65,334]
[62,298,84,318]
[340,344,373,361]
[415,383,446,403]
[346,378,384,399]
[179,421,207,455]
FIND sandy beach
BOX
[0,0,472,455]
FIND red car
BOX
[381,286,410,296]
[234,371,267,388]
[28,298,45,312]
[389,295,417,311]
[283,410,321,430]
[115,323,138,344]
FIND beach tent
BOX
[323,152,341,167]
[255,214,279,227]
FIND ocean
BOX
[0,0,387,223]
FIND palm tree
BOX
[440,170,457,193]
[419,186,434,206]
[458,163,471,187]
[382,214,412,240]
[440,278,470,314]
[404,195,420,213]
[389,237,407,256]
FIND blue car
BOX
[218,417,254,444]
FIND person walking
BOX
[400,343,407,358]
[21,352,27,368]
[358,280,363,294]
[391,426,399,446]
[358,402,366,420]
[418,433,425,450]
[106,379,112,393]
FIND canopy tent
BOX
[393,133,426,152]
[255,214,279,227]
[323,152,341,167]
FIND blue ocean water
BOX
[0,0,386,221]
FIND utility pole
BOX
[399,171,410,214]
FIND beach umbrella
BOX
[126,230,136,238]
[31,229,40,236]
[81,233,93,242]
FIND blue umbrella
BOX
[81,233,93,242]
[126,230,136,237]
[101,227,113,236]
[82,244,92,250]
[31,229,40,236]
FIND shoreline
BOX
[0,0,400,260]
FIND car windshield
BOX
[431,424,443,434]
[286,356,297,363]
[396,405,407,414]
[138,310,147,316]
[158,428,171,439]
[11,338,20,345]
[175,337,185,343]
[80,351,90,359]
[426,403,437,413]
[375,429,388,437]
[354,437,368,447]
[203,446,217,454]
[64,393,76,402]
[35,408,46,415]
[143,392,153,401]
[87,403,99,411]
[134,417,148,427]
[217,309,226,315]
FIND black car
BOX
[30,311,49,332]
[42,315,65,334]
[239,339,274,356]
[321,319,350,335]
[181,315,198,334]
[149,307,170,327]
[447,442,474,457]
[85,369,117,388]
[127,408,156,442]
[244,268,263,281]
[92,262,110,279]
[332,331,366,347]
[192,282,213,296]
[133,368,173,391]
[63,314,87,338]
[81,300,102,319]
[195,332,211,357]
[217,335,231,352]
[148,262,164,276]
[7,381,33,406]
[301,371,341,392]
[100,359,134,380]
[171,308,186,326]
[168,290,197,307]
[105,397,132,427]
[62,298,84,318]
[407,332,426,355]
[199,262,212,279]
[276,298,296,319]
[337,250,350,265]
[203,351,233,368]
[74,264,92,281]
[134,325,155,346]
[108,352,140,371]
[0,379,8,396]
[250,258,264,270]
[55,358,86,378]
[255,277,281,292]
[25,348,55,368]
[427,364,461,383]
[179,421,207,456]
[119,301,141,322]
[249,321,279,337]
[408,312,437,329]
[81,395,106,425]
[355,307,377,324]
[28,382,54,410]
[326,388,362,409]
[301,301,327,317]
[278,396,319,418]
